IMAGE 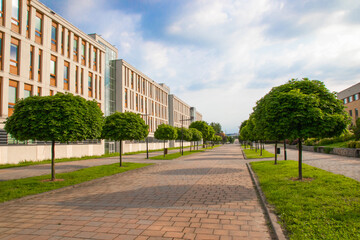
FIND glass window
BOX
[35,16,42,36]
[64,66,68,82]
[81,42,85,58]
[350,110,353,116]
[0,35,2,68]
[355,94,359,101]
[51,26,56,45]
[73,39,78,54]
[10,43,18,66]
[356,108,359,117]
[344,98,348,104]
[0,0,3,17]
[9,86,16,104]
[349,96,353,102]
[24,90,31,98]
[50,60,56,75]
[12,0,19,25]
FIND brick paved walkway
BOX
[0,145,272,240]
[265,144,360,182]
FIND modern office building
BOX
[89,33,118,153]
[0,0,106,164]
[115,59,171,152]
[168,94,192,128]
[337,82,360,125]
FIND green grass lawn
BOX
[243,148,275,159]
[150,150,204,160]
[318,141,351,148]
[0,162,151,203]
[250,160,360,240]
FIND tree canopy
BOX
[210,122,222,134]
[5,93,103,180]
[190,121,215,142]
[102,112,148,166]
[154,124,177,157]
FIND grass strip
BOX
[243,148,275,159]
[250,160,360,240]
[0,162,152,203]
[150,150,204,160]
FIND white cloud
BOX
[45,0,360,133]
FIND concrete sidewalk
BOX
[0,148,200,181]
[265,144,360,182]
[0,144,272,240]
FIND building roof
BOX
[337,82,360,99]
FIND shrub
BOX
[314,146,318,152]
[356,142,360,149]
[324,147,333,154]
[317,138,335,146]
[304,138,317,146]
[347,141,358,148]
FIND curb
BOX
[246,163,287,240]
[0,163,157,206]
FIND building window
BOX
[67,33,70,58]
[75,66,78,93]
[38,49,42,82]
[37,87,41,96]
[88,45,91,67]
[344,98,348,104]
[73,35,78,61]
[355,94,359,101]
[24,84,32,98]
[64,61,69,90]
[136,94,138,111]
[93,48,97,71]
[61,28,64,55]
[125,89,128,108]
[11,0,20,33]
[35,12,42,44]
[349,96,353,103]
[29,46,34,79]
[99,77,101,100]
[350,110,353,117]
[356,108,359,118]
[51,22,57,52]
[0,32,2,71]
[50,55,56,86]
[88,72,93,97]
[81,41,85,65]
[131,72,134,89]
[0,0,4,25]
[10,37,19,75]
[95,75,97,98]
[8,80,18,116]
[81,68,84,95]
[49,90,53,96]
[26,4,30,38]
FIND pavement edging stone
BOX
[246,162,287,240]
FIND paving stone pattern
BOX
[0,145,272,240]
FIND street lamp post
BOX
[180,115,194,155]
[140,112,150,159]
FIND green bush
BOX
[314,146,318,152]
[304,138,317,146]
[324,147,333,154]
[356,142,360,148]
[347,141,358,148]
[317,138,335,146]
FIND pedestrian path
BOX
[0,145,272,240]
[0,148,186,181]
[265,144,360,182]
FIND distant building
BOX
[337,82,360,125]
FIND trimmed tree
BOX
[257,78,350,179]
[154,124,178,157]
[4,93,103,181]
[189,121,215,148]
[102,112,148,167]
[189,128,202,150]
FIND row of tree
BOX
[239,78,350,179]
[4,93,220,181]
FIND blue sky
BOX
[41,0,360,133]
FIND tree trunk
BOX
[298,138,303,180]
[274,141,278,165]
[260,140,263,156]
[284,140,287,160]
[51,140,55,181]
[119,140,123,167]
[164,140,166,158]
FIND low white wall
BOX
[0,142,104,164]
